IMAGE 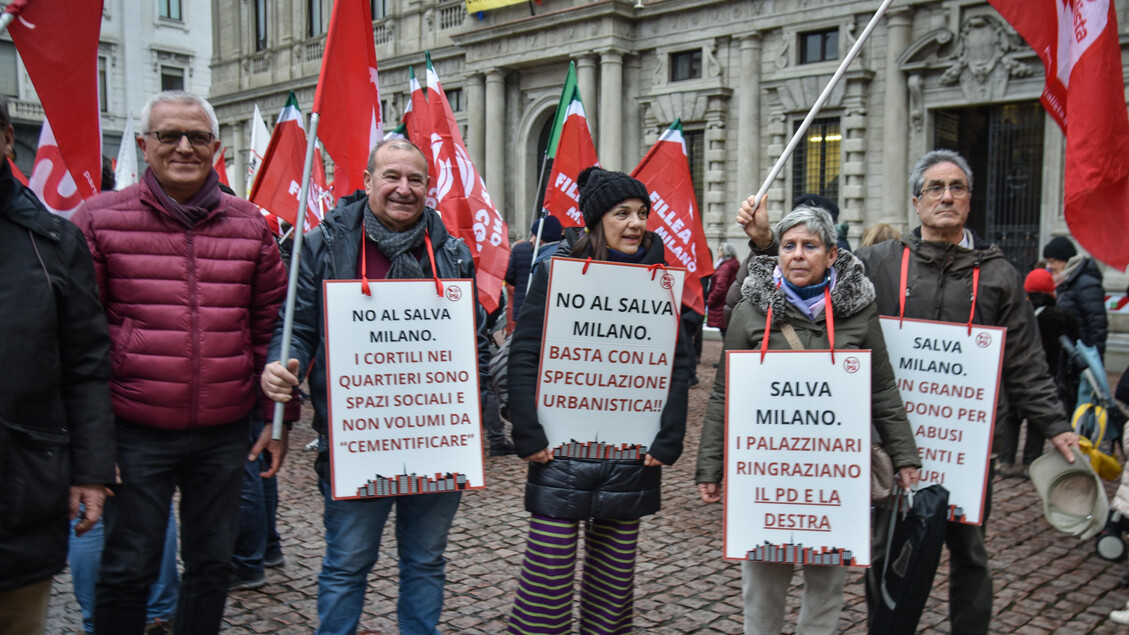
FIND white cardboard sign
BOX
[536,257,684,457]
[879,316,1005,525]
[323,279,484,500]
[724,350,872,566]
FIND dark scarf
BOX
[362,205,427,279]
[143,167,221,228]
[0,158,16,207]
[607,245,648,264]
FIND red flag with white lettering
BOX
[248,93,329,232]
[214,148,230,188]
[312,0,382,200]
[422,53,509,314]
[987,0,1129,269]
[28,119,83,219]
[542,63,599,228]
[632,119,714,314]
[6,0,102,196]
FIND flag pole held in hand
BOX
[743,0,896,214]
[272,112,320,441]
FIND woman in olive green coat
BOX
[695,205,920,635]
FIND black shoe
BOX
[490,442,517,456]
[229,570,266,591]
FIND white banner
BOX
[879,317,1005,525]
[324,279,484,500]
[536,258,684,457]
[724,350,872,565]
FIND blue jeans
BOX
[315,477,461,635]
[69,505,179,633]
[232,417,282,577]
[95,418,248,635]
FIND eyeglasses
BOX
[147,130,215,146]
[920,183,970,200]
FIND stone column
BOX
[598,49,623,171]
[736,33,762,212]
[234,118,247,198]
[881,8,913,225]
[576,55,598,142]
[466,73,486,170]
[485,69,506,217]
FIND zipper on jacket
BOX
[187,230,200,426]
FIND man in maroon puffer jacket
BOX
[72,91,287,635]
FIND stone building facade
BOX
[208,0,1129,360]
[1,0,212,176]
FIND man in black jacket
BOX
[0,94,115,633]
[260,139,490,635]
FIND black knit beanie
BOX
[577,167,651,229]
[1043,236,1077,261]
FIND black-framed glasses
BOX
[920,183,970,200]
[147,130,215,146]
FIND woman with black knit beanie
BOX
[505,167,691,634]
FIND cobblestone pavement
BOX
[46,339,1129,634]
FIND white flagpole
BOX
[272,112,320,440]
[745,0,896,212]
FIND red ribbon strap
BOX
[360,232,372,296]
[423,230,443,297]
[967,262,980,335]
[898,246,910,327]
[582,256,593,275]
[825,286,835,364]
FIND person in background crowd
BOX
[506,167,691,635]
[706,242,739,365]
[851,149,1077,634]
[73,90,288,635]
[67,158,181,635]
[260,139,492,635]
[696,204,919,635]
[994,268,1081,477]
[859,222,900,248]
[505,214,563,321]
[1042,236,1108,358]
[0,93,116,635]
[795,193,850,251]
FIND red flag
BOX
[28,119,83,219]
[632,120,715,314]
[214,148,230,188]
[422,53,510,314]
[542,63,599,228]
[248,93,329,232]
[987,0,1129,269]
[403,66,437,207]
[6,0,102,196]
[312,0,382,199]
[8,157,27,185]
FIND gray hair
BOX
[718,241,737,259]
[367,138,428,176]
[139,91,219,137]
[774,205,837,251]
[909,149,973,197]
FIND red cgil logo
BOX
[976,333,992,348]
[843,357,860,374]
[660,273,675,290]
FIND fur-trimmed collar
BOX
[740,250,875,324]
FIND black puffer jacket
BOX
[0,164,115,591]
[1056,256,1107,356]
[509,232,691,520]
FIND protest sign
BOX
[324,279,484,500]
[879,317,1005,524]
[724,350,872,566]
[536,258,684,457]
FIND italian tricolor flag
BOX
[541,62,599,228]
